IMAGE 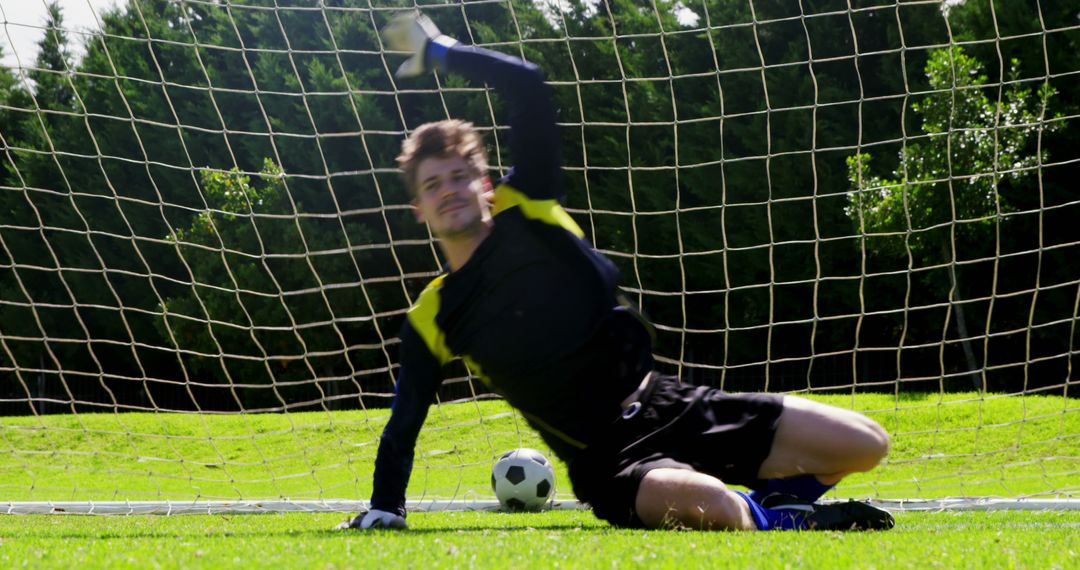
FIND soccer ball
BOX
[491,448,555,511]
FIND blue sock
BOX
[735,491,807,530]
[750,474,834,504]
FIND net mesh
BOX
[0,0,1076,508]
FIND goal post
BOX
[0,0,1077,513]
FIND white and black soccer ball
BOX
[491,448,555,512]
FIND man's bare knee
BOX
[851,415,890,471]
[635,469,756,531]
[823,414,890,476]
[762,397,891,479]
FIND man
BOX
[340,12,894,532]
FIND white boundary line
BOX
[864,498,1080,511]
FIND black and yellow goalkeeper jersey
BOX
[370,42,653,517]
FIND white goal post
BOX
[0,0,1077,514]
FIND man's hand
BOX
[335,508,407,530]
[381,12,457,78]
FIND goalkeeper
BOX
[341,12,894,532]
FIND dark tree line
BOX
[1,0,1076,414]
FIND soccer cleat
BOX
[805,500,895,531]
[760,493,895,531]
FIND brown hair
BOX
[397,119,488,196]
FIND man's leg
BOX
[757,395,889,486]
[632,395,889,531]
[635,468,757,530]
[634,469,816,531]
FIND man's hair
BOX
[397,119,488,196]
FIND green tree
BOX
[0,3,101,414]
[846,46,1060,390]
[159,159,383,410]
[61,0,423,408]
[30,1,74,111]
[19,0,78,189]
[0,44,33,181]
[11,0,1072,410]
[0,45,38,414]
[944,0,1080,392]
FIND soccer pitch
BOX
[1,510,1077,569]
[1,392,1075,502]
[0,392,1077,568]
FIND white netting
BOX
[0,0,1076,511]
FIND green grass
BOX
[1,510,1077,569]
[0,392,1077,568]
[1,392,1076,502]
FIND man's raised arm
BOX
[383,12,562,200]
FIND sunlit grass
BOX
[0,392,1076,502]
[1,510,1078,569]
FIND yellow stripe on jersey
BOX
[461,355,493,389]
[406,274,453,366]
[408,271,587,451]
[407,186,588,451]
[492,183,585,238]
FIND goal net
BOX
[0,0,1076,514]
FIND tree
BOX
[846,46,1061,390]
[944,1,1080,393]
[0,44,32,182]
[30,1,75,111]
[159,159,383,410]
[5,0,1071,411]
[0,4,99,415]
[16,0,76,190]
[0,45,38,414]
[19,0,78,189]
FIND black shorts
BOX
[567,374,785,528]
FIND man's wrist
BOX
[426,35,458,71]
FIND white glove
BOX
[336,508,407,530]
[381,12,457,78]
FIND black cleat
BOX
[805,500,895,531]
[760,493,895,531]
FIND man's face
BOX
[412,154,491,239]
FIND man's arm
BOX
[433,43,561,201]
[368,322,442,519]
[385,13,561,200]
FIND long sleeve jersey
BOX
[369,42,653,517]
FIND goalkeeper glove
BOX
[336,508,407,530]
[381,12,458,78]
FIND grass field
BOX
[1,392,1075,502]
[1,510,1078,569]
[0,392,1077,568]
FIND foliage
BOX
[160,159,382,410]
[842,45,1065,390]
[846,47,1059,259]
[0,46,33,164]
[0,0,1077,410]
[29,1,75,112]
